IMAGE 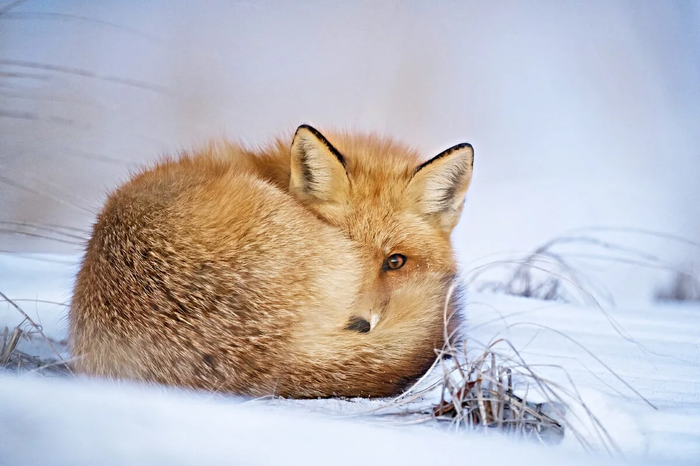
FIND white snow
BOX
[0,374,637,466]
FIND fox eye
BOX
[383,254,406,271]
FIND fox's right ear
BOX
[290,125,350,205]
[406,142,474,234]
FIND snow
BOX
[466,294,700,460]
[1,254,698,465]
[0,375,638,466]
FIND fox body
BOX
[69,125,474,398]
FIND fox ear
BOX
[290,124,349,204]
[407,143,474,233]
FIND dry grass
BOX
[364,350,574,443]
[0,291,71,376]
[466,229,700,306]
[429,346,566,442]
[655,267,700,302]
[379,339,620,453]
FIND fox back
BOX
[69,125,474,398]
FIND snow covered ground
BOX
[1,253,698,465]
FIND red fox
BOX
[69,125,474,398]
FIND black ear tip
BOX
[295,124,318,136]
[415,141,475,173]
[454,142,474,167]
[443,142,473,157]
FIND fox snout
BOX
[345,285,390,333]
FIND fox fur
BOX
[69,125,474,398]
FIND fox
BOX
[69,124,474,398]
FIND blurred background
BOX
[1,0,699,305]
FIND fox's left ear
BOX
[289,124,350,205]
[406,143,474,233]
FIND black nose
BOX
[345,316,371,333]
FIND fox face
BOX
[290,125,472,327]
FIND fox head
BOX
[286,124,474,395]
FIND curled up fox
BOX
[69,125,474,398]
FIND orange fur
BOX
[69,125,473,398]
